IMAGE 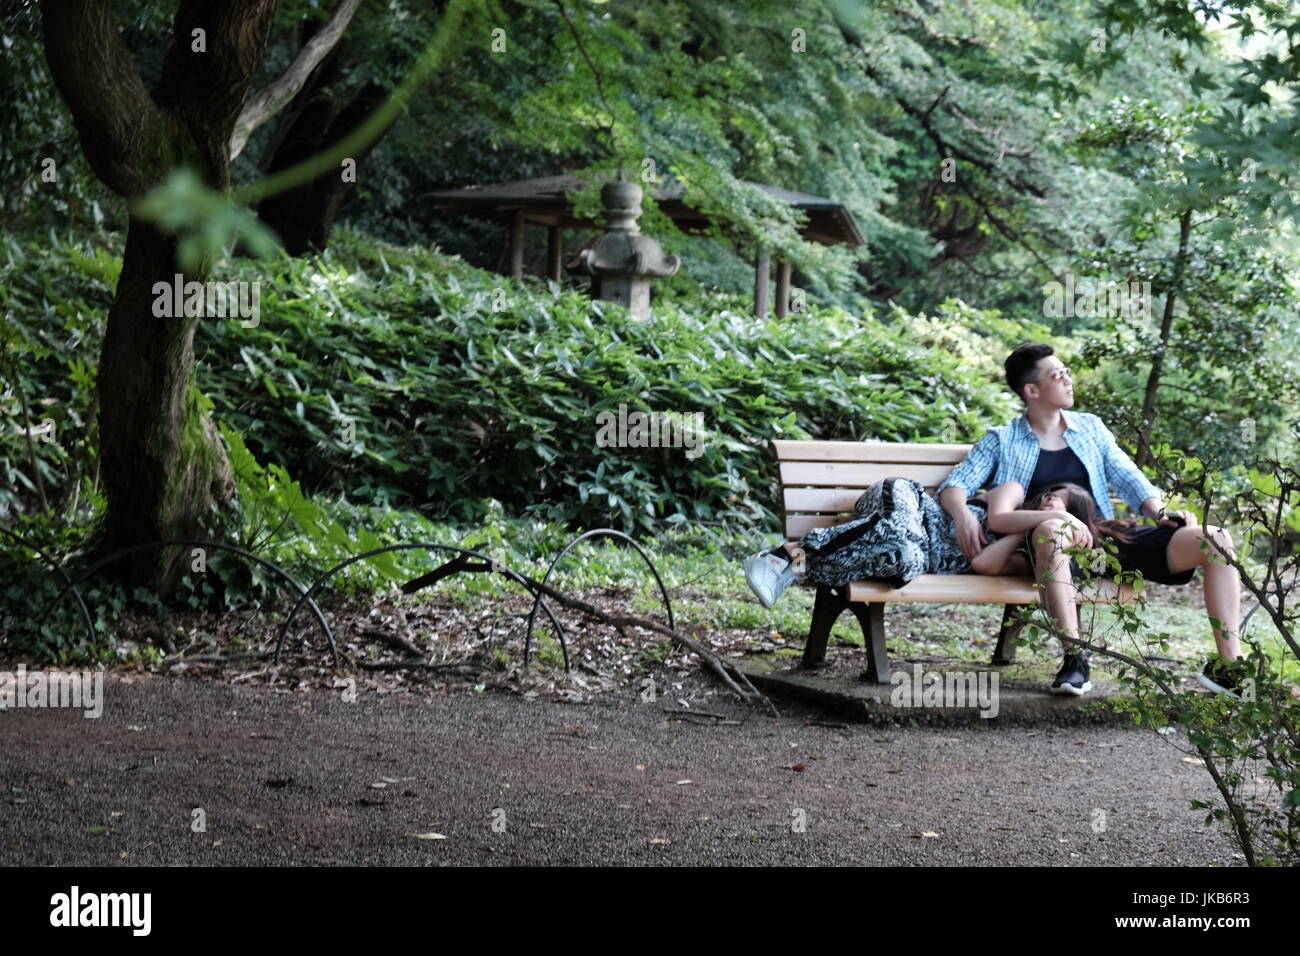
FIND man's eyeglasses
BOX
[1028,366,1071,384]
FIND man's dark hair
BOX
[1005,343,1055,400]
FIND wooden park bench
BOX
[773,439,1136,684]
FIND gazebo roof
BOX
[425,174,865,247]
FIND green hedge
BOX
[2,228,1018,533]
[197,231,1017,530]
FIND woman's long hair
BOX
[1023,482,1137,546]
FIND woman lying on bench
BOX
[744,478,1157,608]
[745,480,1033,608]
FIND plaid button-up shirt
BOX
[935,410,1161,519]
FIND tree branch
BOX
[156,0,279,181]
[234,0,472,207]
[403,564,781,716]
[41,0,170,196]
[229,0,363,161]
[942,102,1036,159]
[834,14,1045,198]
[844,57,1064,275]
[552,0,621,176]
[951,172,1064,281]
[891,3,989,48]
[515,571,780,716]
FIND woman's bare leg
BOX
[1032,518,1081,650]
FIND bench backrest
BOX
[773,439,969,538]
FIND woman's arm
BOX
[984,481,1074,535]
[968,531,1028,575]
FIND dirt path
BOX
[0,672,1236,866]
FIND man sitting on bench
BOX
[936,343,1243,697]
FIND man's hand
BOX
[955,509,988,560]
[1159,509,1197,529]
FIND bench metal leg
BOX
[993,602,1026,665]
[802,586,892,684]
[851,601,890,684]
[802,584,846,667]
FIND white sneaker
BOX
[744,549,796,608]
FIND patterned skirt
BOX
[798,480,996,588]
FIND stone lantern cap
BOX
[565,181,680,279]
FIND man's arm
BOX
[936,429,998,520]
[1097,418,1163,516]
[937,430,999,557]
[991,507,1085,535]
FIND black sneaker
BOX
[1198,659,1244,698]
[1051,652,1092,696]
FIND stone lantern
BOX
[565,181,679,318]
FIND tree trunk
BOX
[258,75,392,254]
[254,0,450,253]
[98,217,234,589]
[1135,208,1193,468]
[43,0,276,587]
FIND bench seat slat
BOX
[843,575,1135,605]
[773,440,971,464]
[779,461,957,488]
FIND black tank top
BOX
[1026,446,1090,501]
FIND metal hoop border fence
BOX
[0,526,97,649]
[36,538,336,663]
[522,529,675,668]
[273,543,569,669]
[10,531,675,675]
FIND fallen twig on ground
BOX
[356,660,478,672]
[174,651,274,663]
[513,572,780,717]
[660,707,731,720]
[357,626,424,657]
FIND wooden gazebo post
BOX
[546,225,563,281]
[427,175,865,292]
[775,261,792,318]
[508,210,525,280]
[753,249,770,318]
